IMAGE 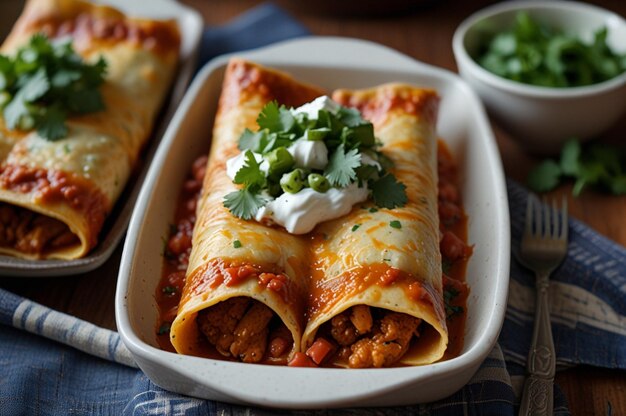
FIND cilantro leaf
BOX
[36,105,67,141]
[0,34,107,140]
[3,91,30,130]
[560,139,580,176]
[233,150,265,188]
[610,175,626,195]
[65,88,105,114]
[256,101,295,133]
[21,68,49,102]
[324,144,360,187]
[527,160,561,192]
[238,128,268,153]
[528,138,626,196]
[370,173,408,209]
[223,188,268,220]
[336,107,364,127]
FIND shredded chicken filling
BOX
[196,297,291,363]
[329,306,422,368]
[0,203,79,255]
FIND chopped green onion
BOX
[351,224,360,232]
[162,286,177,295]
[157,322,171,335]
[305,127,331,141]
[233,239,242,248]
[280,169,304,194]
[389,220,402,229]
[307,173,330,193]
[266,146,294,179]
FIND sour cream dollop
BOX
[255,182,369,234]
[225,95,374,234]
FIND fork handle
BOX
[519,271,555,416]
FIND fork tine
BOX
[551,198,559,238]
[537,196,550,238]
[560,195,568,241]
[533,195,542,237]
[525,196,533,236]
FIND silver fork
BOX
[516,194,568,416]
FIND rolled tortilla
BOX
[170,59,325,363]
[302,84,447,366]
[0,0,180,259]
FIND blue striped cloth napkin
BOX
[1,4,624,415]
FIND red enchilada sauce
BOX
[0,165,109,255]
[155,140,470,366]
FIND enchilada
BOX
[301,84,447,367]
[169,59,324,363]
[0,0,180,259]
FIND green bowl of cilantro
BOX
[453,1,626,154]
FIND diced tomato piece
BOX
[306,338,335,365]
[288,352,317,367]
[381,267,400,285]
[224,265,257,286]
[407,282,426,302]
[267,278,285,292]
[258,273,275,285]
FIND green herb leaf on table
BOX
[527,159,562,193]
[0,34,107,141]
[527,138,626,196]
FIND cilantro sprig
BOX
[527,139,626,196]
[476,11,626,88]
[0,34,107,141]
[223,97,408,221]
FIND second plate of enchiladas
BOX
[0,0,202,275]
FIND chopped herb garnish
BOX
[223,188,268,220]
[223,97,408,222]
[351,224,360,232]
[476,11,626,88]
[527,138,626,196]
[444,288,464,318]
[324,144,360,187]
[0,34,107,140]
[162,286,177,296]
[370,174,407,209]
[369,207,378,213]
[389,220,402,229]
[233,239,242,248]
[157,322,171,335]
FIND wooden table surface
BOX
[2,0,625,414]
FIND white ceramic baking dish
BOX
[116,36,510,408]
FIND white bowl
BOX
[115,37,510,408]
[453,0,626,154]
